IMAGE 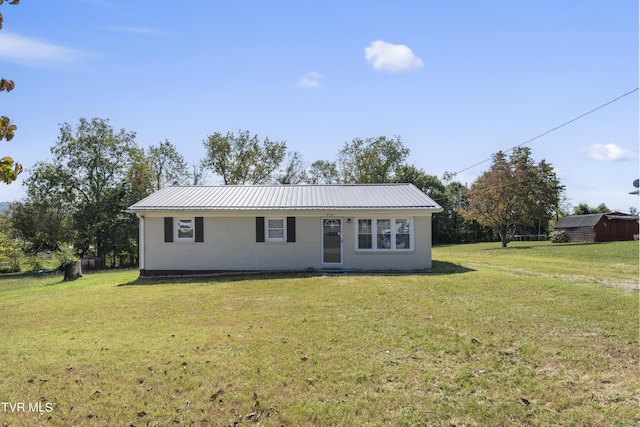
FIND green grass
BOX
[0,241,637,426]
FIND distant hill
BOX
[0,202,9,211]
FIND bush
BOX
[0,263,20,273]
[56,246,82,281]
[56,246,79,269]
[30,255,44,271]
[550,230,569,243]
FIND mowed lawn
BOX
[0,241,637,426]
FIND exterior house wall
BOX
[563,227,596,242]
[141,211,434,274]
[345,216,432,270]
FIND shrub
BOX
[56,246,79,269]
[550,230,569,243]
[0,263,20,273]
[30,255,44,271]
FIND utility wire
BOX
[453,87,639,176]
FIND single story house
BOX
[553,212,639,242]
[126,184,443,276]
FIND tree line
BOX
[1,117,568,270]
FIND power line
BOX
[453,87,639,176]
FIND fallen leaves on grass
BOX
[210,389,224,401]
[519,397,531,405]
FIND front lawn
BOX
[0,241,637,426]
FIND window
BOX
[175,218,195,242]
[377,219,392,249]
[357,219,372,249]
[256,217,296,243]
[356,217,413,251]
[266,218,286,242]
[395,219,410,249]
[164,217,203,243]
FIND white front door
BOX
[322,218,342,265]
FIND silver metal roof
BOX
[127,184,443,212]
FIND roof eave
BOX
[127,206,443,212]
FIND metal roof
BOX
[554,212,639,229]
[127,184,443,212]
[554,214,603,228]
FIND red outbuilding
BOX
[553,212,639,242]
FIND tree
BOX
[0,210,21,272]
[53,118,139,260]
[573,202,609,215]
[19,118,140,263]
[466,147,564,247]
[393,165,444,194]
[0,0,21,184]
[338,135,410,183]
[201,130,286,185]
[307,160,340,184]
[191,163,205,185]
[392,165,480,243]
[276,151,307,184]
[9,162,76,253]
[147,139,189,190]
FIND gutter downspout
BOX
[137,213,145,276]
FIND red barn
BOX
[553,212,639,242]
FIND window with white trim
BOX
[356,218,413,251]
[266,218,286,242]
[175,218,195,242]
[357,219,373,249]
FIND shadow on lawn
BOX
[117,271,319,287]
[430,260,475,274]
[118,261,474,286]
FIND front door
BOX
[322,218,342,265]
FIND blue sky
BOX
[0,0,637,212]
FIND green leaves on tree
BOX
[466,147,564,247]
[337,135,410,184]
[201,130,286,185]
[0,0,21,183]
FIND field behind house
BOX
[0,241,637,426]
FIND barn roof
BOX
[554,212,638,229]
[554,214,603,229]
[127,184,443,212]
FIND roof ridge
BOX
[161,183,413,188]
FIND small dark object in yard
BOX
[210,389,224,401]
[519,397,531,405]
[32,269,56,275]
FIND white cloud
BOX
[584,143,634,161]
[297,71,324,88]
[364,40,424,72]
[0,32,81,66]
